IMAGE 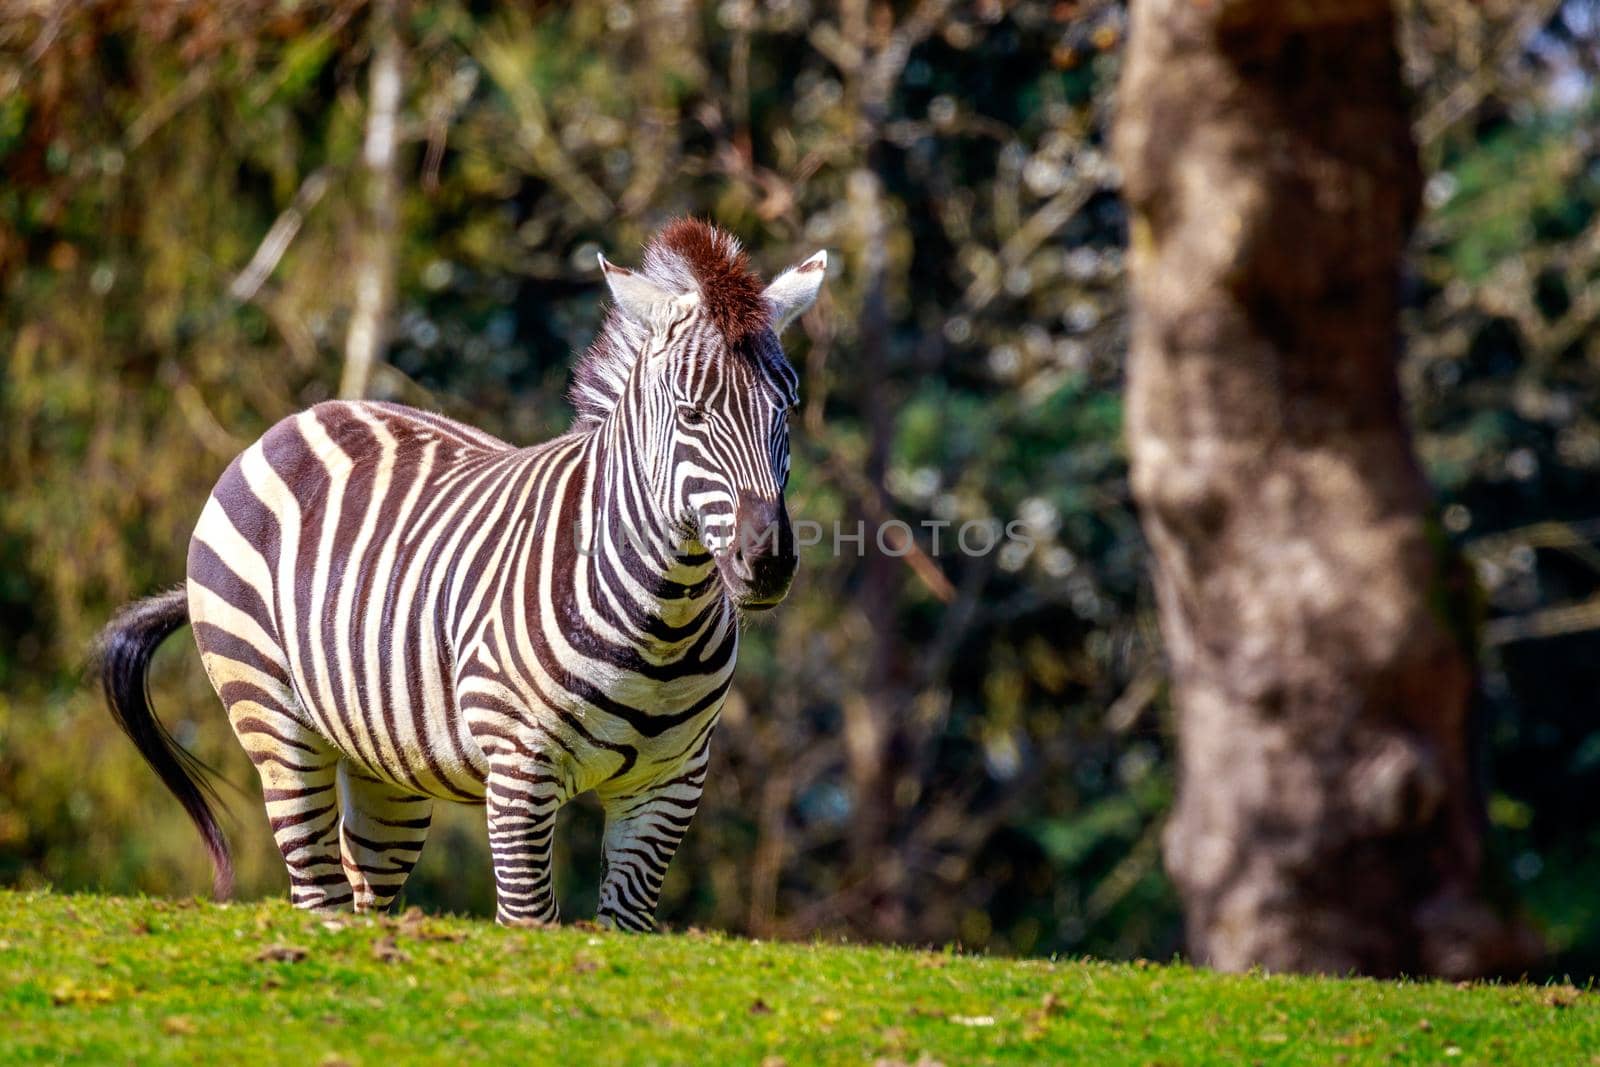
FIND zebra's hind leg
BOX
[229,705,348,910]
[337,763,433,914]
[595,759,708,932]
[483,753,567,926]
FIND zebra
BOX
[96,218,826,930]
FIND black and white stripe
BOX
[99,220,826,928]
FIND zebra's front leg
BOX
[337,763,433,914]
[484,755,567,926]
[596,766,707,932]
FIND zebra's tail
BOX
[96,587,234,900]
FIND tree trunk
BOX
[339,0,403,401]
[1115,0,1537,977]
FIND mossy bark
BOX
[1116,0,1536,977]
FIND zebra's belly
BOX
[284,629,734,803]
[290,669,491,802]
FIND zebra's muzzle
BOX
[717,492,797,609]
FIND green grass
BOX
[1,891,1595,1065]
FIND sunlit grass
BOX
[1,890,1595,1066]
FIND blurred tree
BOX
[340,0,404,400]
[1117,0,1537,976]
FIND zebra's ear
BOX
[764,251,827,334]
[599,253,674,325]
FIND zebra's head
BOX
[577,220,826,611]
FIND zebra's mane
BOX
[570,219,770,429]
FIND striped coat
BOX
[98,220,826,928]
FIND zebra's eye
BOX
[679,405,707,425]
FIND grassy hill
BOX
[1,890,1594,1065]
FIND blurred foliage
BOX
[1,0,1597,974]
[1403,0,1600,977]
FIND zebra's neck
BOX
[578,416,730,654]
